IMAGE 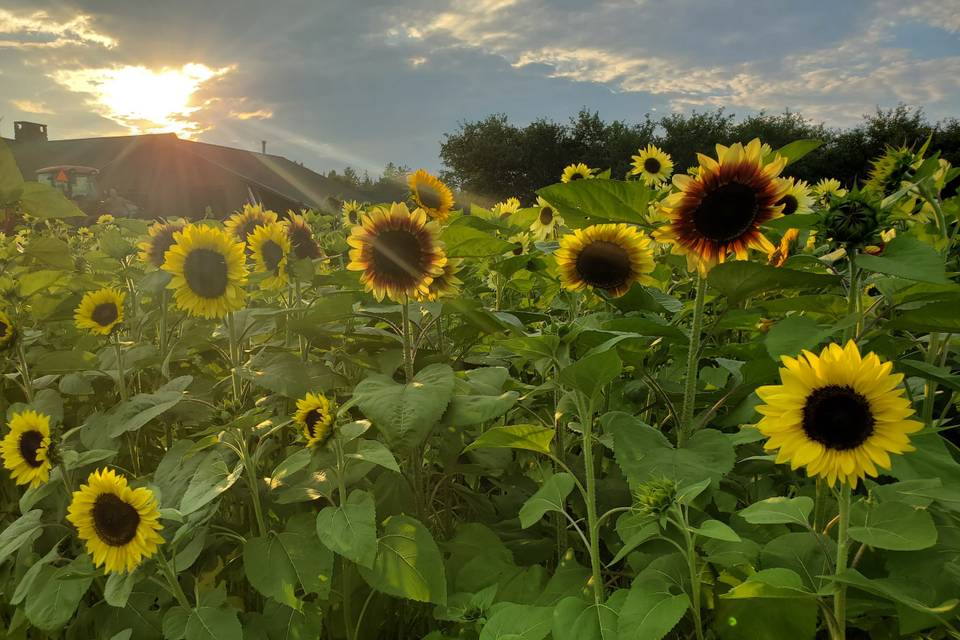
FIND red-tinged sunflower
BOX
[408,169,454,223]
[74,288,126,336]
[67,468,164,574]
[347,202,447,301]
[0,310,16,351]
[224,204,278,244]
[417,257,462,301]
[654,139,790,274]
[247,222,291,289]
[286,212,322,259]
[138,219,187,268]
[561,163,594,183]
[1,410,52,488]
[162,224,248,319]
[555,224,655,297]
[756,341,922,487]
[293,392,335,448]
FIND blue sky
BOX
[2,0,958,176]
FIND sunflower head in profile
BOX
[347,203,447,302]
[286,212,322,260]
[767,228,801,268]
[342,200,364,227]
[67,468,164,574]
[74,288,126,336]
[408,169,455,223]
[561,163,594,183]
[821,188,883,248]
[756,341,922,487]
[508,232,531,256]
[293,392,335,448]
[417,257,462,302]
[530,196,564,241]
[813,178,847,204]
[630,145,674,185]
[555,224,655,297]
[492,197,521,220]
[865,145,921,196]
[224,204,278,245]
[138,219,187,268]
[162,224,248,319]
[0,310,17,351]
[97,214,115,225]
[1,410,52,488]
[247,222,291,289]
[653,139,789,274]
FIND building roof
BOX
[6,132,387,219]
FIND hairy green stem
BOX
[843,250,860,342]
[114,333,128,402]
[157,552,191,610]
[16,338,34,403]
[674,506,704,640]
[833,484,852,640]
[401,297,414,381]
[226,312,242,405]
[678,275,707,447]
[579,398,604,605]
[238,432,267,538]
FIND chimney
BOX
[261,140,267,154]
[14,121,48,143]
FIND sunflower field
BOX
[1,135,959,640]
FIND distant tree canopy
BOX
[439,106,960,204]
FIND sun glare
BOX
[52,63,231,138]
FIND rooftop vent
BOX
[14,121,48,143]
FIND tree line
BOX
[437,105,960,204]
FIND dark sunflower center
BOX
[0,320,7,338]
[643,157,662,174]
[570,172,585,181]
[304,408,323,438]
[512,243,524,256]
[539,207,554,225]
[348,211,359,225]
[417,185,443,211]
[183,248,229,299]
[290,227,318,259]
[801,385,875,450]
[91,303,119,327]
[371,229,424,284]
[575,240,633,291]
[238,220,262,241]
[261,240,284,273]
[778,194,799,215]
[18,430,44,468]
[150,229,178,266]
[92,493,141,546]
[693,181,759,242]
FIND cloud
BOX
[0,9,116,49]
[230,108,274,121]
[9,99,53,114]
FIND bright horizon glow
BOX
[51,63,232,138]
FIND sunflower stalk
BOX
[225,312,242,405]
[113,333,127,402]
[157,551,191,610]
[15,338,33,403]
[833,484,852,640]
[236,430,267,538]
[671,504,705,640]
[575,394,604,606]
[678,274,707,447]
[400,297,414,381]
[158,289,169,374]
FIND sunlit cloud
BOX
[51,63,233,138]
[10,99,53,114]
[230,108,274,121]
[0,9,116,49]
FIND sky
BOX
[1,0,959,176]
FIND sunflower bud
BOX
[821,190,882,248]
[634,477,679,516]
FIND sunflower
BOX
[561,163,594,183]
[342,200,364,227]
[492,197,521,220]
[286,212,322,259]
[776,178,813,217]
[756,341,922,487]
[654,139,789,274]
[67,468,164,574]
[865,145,920,195]
[162,225,248,319]
[0,310,16,351]
[1,410,52,489]
[138,219,187,268]
[508,232,531,256]
[417,257,462,301]
[821,188,883,248]
[347,202,446,301]
[409,170,455,223]
[555,224,655,297]
[630,145,674,185]
[224,204,278,244]
[247,222,291,289]
[530,197,564,241]
[74,288,126,336]
[293,392,335,447]
[767,228,800,267]
[97,214,115,225]
[813,179,847,203]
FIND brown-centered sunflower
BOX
[492,197,521,220]
[0,310,16,351]
[530,196,564,241]
[74,288,126,336]
[224,204,278,244]
[1,410,52,488]
[293,392,335,448]
[67,468,164,574]
[654,139,789,274]
[630,145,674,185]
[162,224,248,319]
[408,169,455,223]
[286,212,322,259]
[342,200,364,227]
[555,223,655,297]
[767,179,813,267]
[756,341,922,487]
[247,222,291,289]
[561,163,594,183]
[346,202,446,301]
[417,257,462,301]
[138,219,187,268]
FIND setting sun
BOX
[52,63,231,138]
